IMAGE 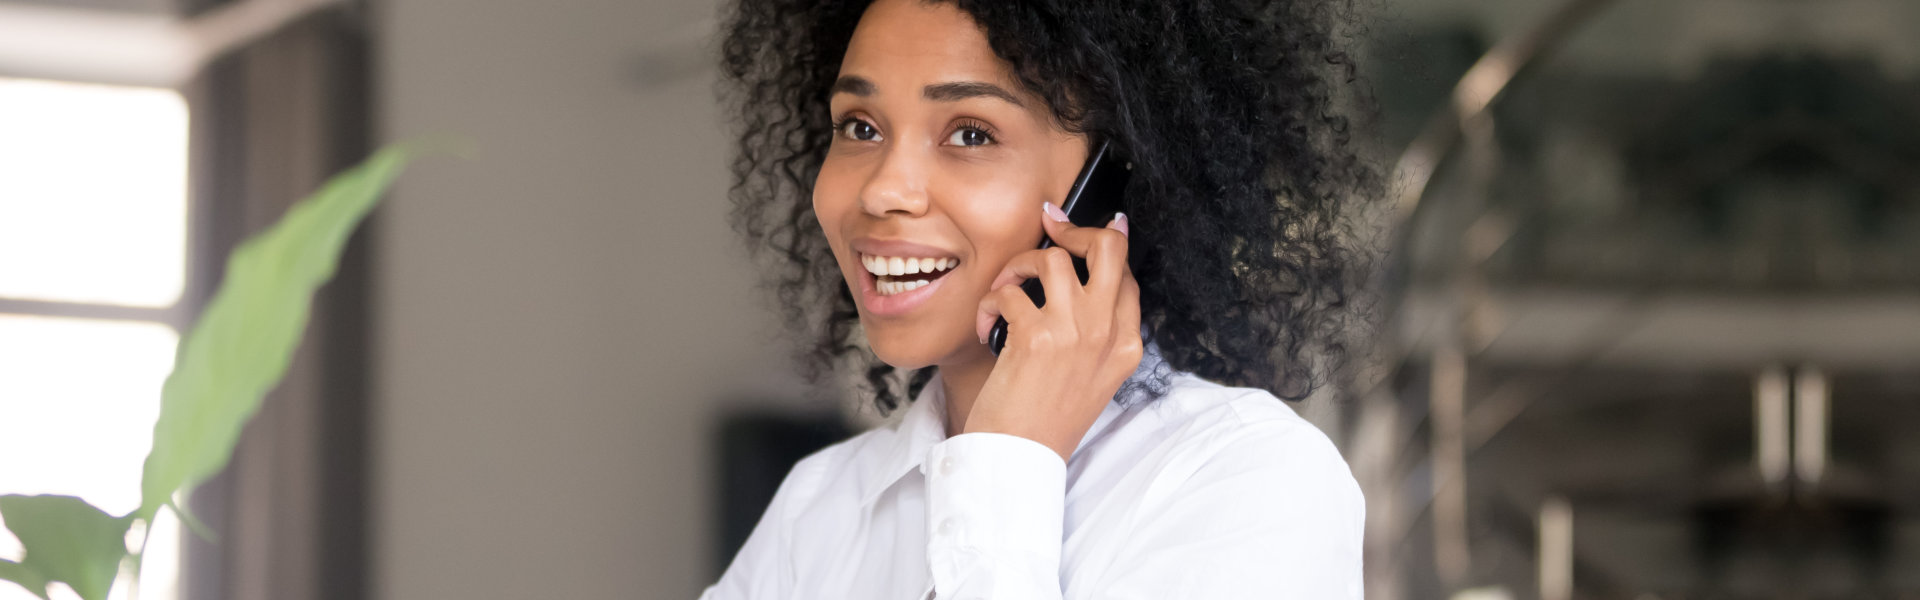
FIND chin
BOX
[862,322,958,371]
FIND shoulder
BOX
[1100,372,1362,511]
[765,425,887,510]
[1138,374,1366,559]
[1135,374,1366,597]
[706,422,900,598]
[758,405,939,526]
[1154,373,1351,465]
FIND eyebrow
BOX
[922,81,1025,108]
[830,75,1026,108]
[830,76,876,97]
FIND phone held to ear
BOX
[987,140,1132,357]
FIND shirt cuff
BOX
[924,432,1066,594]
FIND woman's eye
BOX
[947,127,994,147]
[838,119,881,142]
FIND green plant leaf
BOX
[0,495,132,600]
[138,146,413,520]
[0,558,51,600]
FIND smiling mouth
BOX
[860,253,959,295]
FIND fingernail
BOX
[1108,212,1129,237]
[1042,201,1070,223]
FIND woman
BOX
[708,0,1375,597]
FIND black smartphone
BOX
[987,140,1132,356]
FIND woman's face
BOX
[815,0,1090,370]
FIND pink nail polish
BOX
[1109,212,1129,237]
[1043,201,1070,223]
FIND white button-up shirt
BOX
[700,363,1364,600]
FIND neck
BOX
[935,345,997,438]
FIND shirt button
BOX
[939,456,957,476]
[937,517,961,537]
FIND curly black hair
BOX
[718,0,1380,413]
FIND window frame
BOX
[0,64,205,600]
[0,5,375,600]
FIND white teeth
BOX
[875,279,931,295]
[879,278,929,296]
[860,253,959,280]
[872,276,938,296]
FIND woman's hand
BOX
[969,202,1145,461]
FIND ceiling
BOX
[0,0,228,16]
[1381,0,1920,78]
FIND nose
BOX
[857,145,930,218]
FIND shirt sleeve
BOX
[923,423,1365,600]
[923,432,1069,600]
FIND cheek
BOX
[942,177,1047,278]
[812,162,861,252]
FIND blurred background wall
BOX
[372,1,812,598]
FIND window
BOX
[0,76,189,600]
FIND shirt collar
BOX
[858,372,951,507]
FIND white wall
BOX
[371,1,812,598]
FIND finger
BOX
[985,246,1083,303]
[976,282,1045,343]
[1040,205,1131,289]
